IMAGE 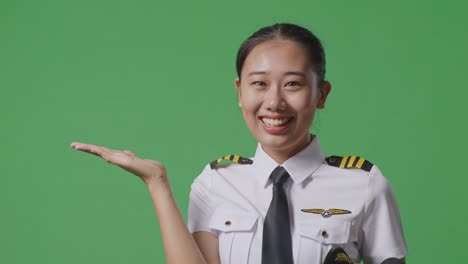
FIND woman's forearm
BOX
[146,179,206,264]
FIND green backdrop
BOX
[1,0,467,263]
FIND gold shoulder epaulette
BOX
[325,155,374,172]
[210,154,253,170]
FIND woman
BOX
[71,23,407,264]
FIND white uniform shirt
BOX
[188,135,407,264]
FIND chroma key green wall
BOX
[1,0,467,263]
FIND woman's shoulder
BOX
[323,154,395,196]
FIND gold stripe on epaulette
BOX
[356,157,365,169]
[339,156,348,168]
[347,156,356,168]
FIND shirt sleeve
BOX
[187,164,219,236]
[360,165,408,264]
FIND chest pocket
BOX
[296,219,359,263]
[208,206,259,264]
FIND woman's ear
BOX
[317,81,332,109]
[234,77,243,108]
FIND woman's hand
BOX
[70,141,212,263]
[70,142,166,186]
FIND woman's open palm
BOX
[70,142,166,185]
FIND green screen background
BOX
[1,0,467,263]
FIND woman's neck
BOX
[262,134,313,164]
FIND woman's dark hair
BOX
[236,23,326,87]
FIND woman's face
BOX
[235,39,331,158]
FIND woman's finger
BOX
[71,141,165,183]
[71,142,113,157]
[71,142,136,167]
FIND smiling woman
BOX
[71,23,407,264]
[233,38,330,163]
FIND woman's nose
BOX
[265,86,286,111]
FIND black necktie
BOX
[262,166,294,264]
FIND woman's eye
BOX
[252,81,266,86]
[286,81,301,87]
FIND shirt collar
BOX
[251,134,326,188]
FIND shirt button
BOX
[321,230,328,238]
[225,220,231,226]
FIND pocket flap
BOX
[208,206,259,232]
[297,219,350,244]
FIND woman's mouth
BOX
[259,116,294,133]
[261,117,291,127]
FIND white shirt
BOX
[188,135,408,264]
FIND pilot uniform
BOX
[188,135,408,264]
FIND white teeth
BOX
[261,118,289,126]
